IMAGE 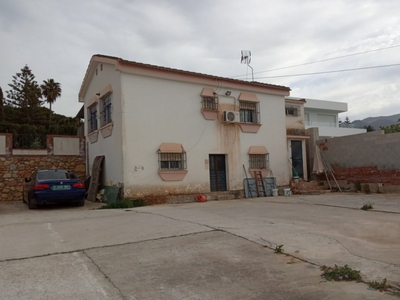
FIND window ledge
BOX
[201,109,219,120]
[249,168,271,178]
[100,122,113,138]
[240,123,262,133]
[88,130,99,144]
[158,170,188,181]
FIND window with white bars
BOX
[88,104,98,133]
[240,101,260,123]
[159,153,187,170]
[249,154,269,169]
[285,105,300,116]
[202,96,217,111]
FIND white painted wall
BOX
[54,137,80,155]
[304,109,339,127]
[0,135,5,155]
[316,126,367,138]
[12,149,47,155]
[120,73,290,198]
[303,98,347,112]
[285,101,305,130]
[82,62,124,185]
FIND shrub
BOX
[354,182,362,192]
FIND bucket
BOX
[283,188,291,196]
[272,189,278,197]
[293,176,299,183]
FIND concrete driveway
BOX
[0,193,399,299]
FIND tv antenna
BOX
[241,50,254,81]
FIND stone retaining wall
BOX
[0,156,86,201]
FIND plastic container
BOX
[283,188,291,196]
[272,189,278,197]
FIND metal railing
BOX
[202,96,217,110]
[13,134,47,149]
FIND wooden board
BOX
[87,155,105,202]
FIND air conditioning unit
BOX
[223,111,240,123]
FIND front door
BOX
[291,140,304,177]
[209,154,227,192]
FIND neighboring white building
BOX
[79,55,292,199]
[287,97,366,138]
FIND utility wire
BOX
[253,63,400,79]
[232,44,400,78]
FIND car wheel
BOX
[28,197,38,210]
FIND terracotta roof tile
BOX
[93,54,291,92]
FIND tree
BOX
[339,116,351,128]
[364,125,375,132]
[6,65,42,108]
[41,79,61,112]
[380,119,400,133]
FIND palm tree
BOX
[41,79,61,112]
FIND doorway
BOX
[209,154,227,192]
[290,140,304,177]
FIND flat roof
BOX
[287,97,347,112]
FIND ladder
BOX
[254,171,267,197]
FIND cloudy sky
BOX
[1,0,399,122]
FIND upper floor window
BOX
[200,87,218,111]
[285,105,300,116]
[240,100,260,124]
[238,92,260,124]
[202,96,217,111]
[100,93,112,127]
[88,104,98,133]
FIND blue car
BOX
[23,169,86,209]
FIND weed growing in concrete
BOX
[388,283,400,296]
[368,278,391,292]
[320,264,362,282]
[354,182,362,192]
[99,199,146,209]
[274,244,284,253]
[363,184,371,194]
[361,202,373,211]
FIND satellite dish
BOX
[241,50,251,64]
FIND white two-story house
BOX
[78,55,292,200]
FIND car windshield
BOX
[37,170,72,181]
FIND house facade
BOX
[287,97,366,138]
[79,55,292,199]
[285,98,309,180]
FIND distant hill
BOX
[352,113,400,129]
